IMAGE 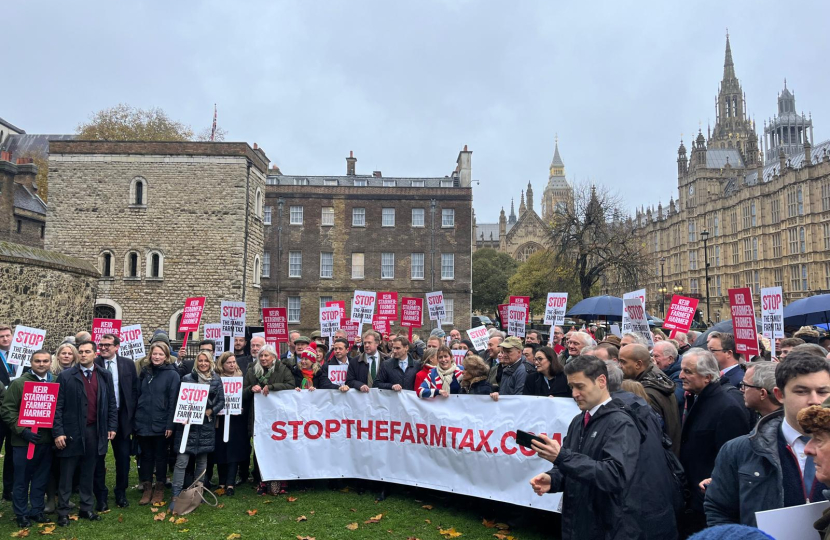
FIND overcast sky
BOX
[5,0,829,221]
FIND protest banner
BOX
[400,297,423,340]
[451,349,466,367]
[756,500,830,540]
[761,286,784,358]
[509,296,531,323]
[203,323,224,357]
[376,292,398,320]
[466,325,489,352]
[253,391,580,512]
[543,293,568,326]
[326,300,347,324]
[17,381,59,459]
[497,304,509,329]
[507,305,527,337]
[220,301,246,337]
[327,364,348,386]
[662,295,699,336]
[623,298,654,348]
[119,324,146,361]
[621,289,646,332]
[426,291,446,322]
[371,317,390,335]
[173,382,210,453]
[178,297,206,348]
[262,307,288,345]
[8,326,46,367]
[219,376,243,442]
[610,324,622,338]
[92,318,121,346]
[319,306,342,339]
[342,320,361,346]
[351,290,377,325]
[729,287,760,357]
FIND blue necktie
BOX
[84,369,93,381]
[800,435,816,499]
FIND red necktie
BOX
[583,412,591,428]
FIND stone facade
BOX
[0,152,46,248]
[634,36,830,322]
[45,141,269,341]
[261,149,474,334]
[0,241,99,351]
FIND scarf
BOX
[300,368,315,389]
[253,361,273,385]
[437,363,457,391]
[193,368,213,385]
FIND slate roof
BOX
[475,223,500,242]
[706,149,745,169]
[742,139,830,187]
[14,183,47,216]
[0,117,24,133]
[0,134,75,156]
[266,175,460,188]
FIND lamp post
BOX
[673,283,683,295]
[701,229,711,325]
[659,257,666,317]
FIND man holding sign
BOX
[0,350,55,527]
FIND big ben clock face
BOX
[689,185,694,195]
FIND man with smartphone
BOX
[528,355,645,540]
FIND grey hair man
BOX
[620,332,649,348]
[740,362,781,417]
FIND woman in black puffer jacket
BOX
[136,342,180,506]
[170,350,225,512]
[460,355,493,395]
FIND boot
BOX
[44,497,56,514]
[150,482,165,505]
[139,481,153,505]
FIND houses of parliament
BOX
[634,35,830,322]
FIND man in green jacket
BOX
[0,350,55,528]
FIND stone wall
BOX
[45,141,268,339]
[0,241,99,351]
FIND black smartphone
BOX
[516,430,543,449]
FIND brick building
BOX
[45,140,269,339]
[261,148,473,334]
[0,151,46,248]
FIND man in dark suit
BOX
[93,333,138,509]
[345,331,388,393]
[707,332,745,387]
[53,340,118,528]
[0,324,15,500]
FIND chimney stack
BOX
[372,171,382,178]
[455,145,472,188]
[13,158,38,193]
[346,151,357,176]
[0,151,11,162]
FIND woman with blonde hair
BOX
[52,343,79,376]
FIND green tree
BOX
[472,248,519,314]
[507,250,583,318]
[76,104,194,141]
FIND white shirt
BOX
[104,355,120,409]
[588,397,613,418]
[721,364,740,375]
[782,417,809,475]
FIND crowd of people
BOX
[2,321,830,539]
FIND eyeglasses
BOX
[708,348,724,353]
[738,381,763,392]
[98,343,114,348]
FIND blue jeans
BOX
[12,444,52,517]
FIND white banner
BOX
[220,301,247,337]
[120,324,146,361]
[253,391,580,512]
[351,291,377,324]
[426,291,446,322]
[623,298,654,348]
[544,293,568,326]
[622,289,646,333]
[507,305,527,337]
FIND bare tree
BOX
[549,182,648,298]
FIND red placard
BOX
[509,296,531,323]
[376,292,398,320]
[400,297,423,328]
[179,297,206,333]
[342,320,361,346]
[372,317,390,335]
[729,288,759,357]
[92,318,122,345]
[18,381,59,459]
[662,295,699,333]
[263,307,289,344]
[498,304,509,327]
[326,300,347,325]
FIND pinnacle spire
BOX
[723,32,736,81]
[551,136,564,169]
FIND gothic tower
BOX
[709,34,757,162]
[764,80,814,162]
[542,136,572,223]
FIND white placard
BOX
[610,324,622,338]
[756,500,830,540]
[220,301,247,337]
[507,305,527,338]
[760,286,784,340]
[351,291,377,324]
[622,289,646,333]
[623,298,653,348]
[544,293,568,326]
[174,382,210,426]
[120,324,146,361]
[203,323,224,358]
[426,291,446,321]
[220,377,243,416]
[451,349,467,367]
[253,391,580,513]
[9,326,46,366]
[466,325,489,351]
[319,306,342,339]
[328,364,348,386]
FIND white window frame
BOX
[146,250,164,279]
[383,179,396,187]
[411,180,424,188]
[288,296,301,323]
[441,208,455,228]
[320,252,334,279]
[441,298,454,326]
[412,208,425,227]
[352,253,364,279]
[352,207,366,227]
[382,208,396,227]
[441,253,455,280]
[290,205,303,225]
[262,252,271,278]
[411,253,424,280]
[264,205,272,225]
[354,179,367,187]
[289,251,302,278]
[321,207,334,226]
[381,252,395,279]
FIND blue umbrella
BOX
[783,294,830,327]
[566,296,624,321]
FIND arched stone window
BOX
[94,298,122,320]
[516,243,543,263]
[124,251,141,278]
[130,176,148,206]
[255,188,263,219]
[253,255,262,286]
[146,250,164,279]
[99,250,115,277]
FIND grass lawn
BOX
[0,453,560,539]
